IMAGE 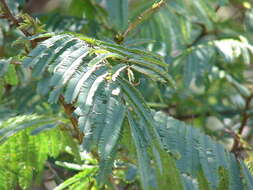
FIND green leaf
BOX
[154,111,251,190]
[98,96,125,160]
[0,79,4,100]
[105,0,128,30]
[181,174,199,190]
[4,64,18,85]
[240,160,253,189]
[127,111,154,190]
[0,59,11,77]
[54,167,97,190]
[0,115,78,190]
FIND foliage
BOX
[0,0,253,189]
[0,115,79,190]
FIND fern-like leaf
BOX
[0,115,78,190]
[154,111,253,190]
[22,33,171,187]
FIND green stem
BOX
[117,0,167,43]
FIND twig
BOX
[187,22,219,47]
[0,0,38,48]
[119,0,167,43]
[0,0,83,144]
[231,94,253,156]
[59,95,83,144]
[215,5,221,12]
[45,161,63,183]
[0,14,7,19]
[224,128,240,140]
[109,176,119,190]
[0,0,31,37]
[187,23,207,47]
[148,102,244,120]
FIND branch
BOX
[231,94,253,156]
[0,14,7,18]
[0,0,83,144]
[118,0,167,43]
[186,22,219,47]
[45,161,63,183]
[187,23,207,47]
[0,0,31,37]
[59,95,83,144]
[148,102,245,120]
[0,0,39,48]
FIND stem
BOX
[187,23,207,47]
[149,102,245,120]
[59,95,83,144]
[231,94,253,156]
[45,161,63,183]
[0,0,83,144]
[0,0,31,36]
[120,0,167,42]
